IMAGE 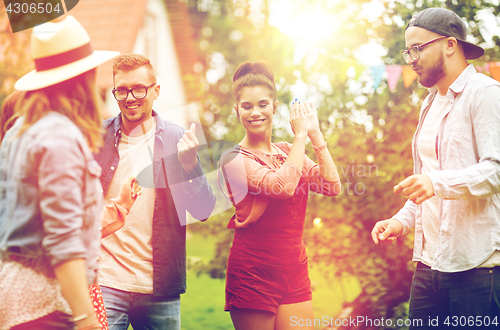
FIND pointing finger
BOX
[394,177,413,194]
[371,223,385,244]
[371,226,381,244]
[183,130,198,144]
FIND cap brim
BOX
[15,50,120,91]
[460,41,485,60]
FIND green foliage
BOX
[181,272,232,330]
[0,24,32,115]
[182,0,500,325]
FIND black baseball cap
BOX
[406,8,484,60]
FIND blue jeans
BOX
[409,262,500,329]
[100,286,181,330]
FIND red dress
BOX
[220,142,340,313]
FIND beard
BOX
[122,112,146,122]
[120,104,148,124]
[416,51,446,88]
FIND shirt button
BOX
[111,166,115,170]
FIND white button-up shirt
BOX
[393,64,500,272]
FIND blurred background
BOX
[1,0,500,329]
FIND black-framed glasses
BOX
[112,83,156,101]
[402,36,448,64]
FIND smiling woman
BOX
[219,60,342,330]
[237,85,275,137]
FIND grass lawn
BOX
[181,233,233,330]
[128,232,361,330]
[309,264,361,325]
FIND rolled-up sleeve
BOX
[221,148,301,200]
[36,130,88,267]
[392,199,417,235]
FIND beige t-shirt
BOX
[99,123,156,293]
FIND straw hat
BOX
[15,15,119,91]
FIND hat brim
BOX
[15,50,120,91]
[460,40,485,60]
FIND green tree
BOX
[182,0,500,327]
[0,26,32,110]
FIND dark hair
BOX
[232,61,277,107]
[113,54,157,84]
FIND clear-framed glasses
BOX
[402,36,448,64]
[112,83,156,101]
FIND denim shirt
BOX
[0,112,103,284]
[394,65,500,272]
[96,111,215,297]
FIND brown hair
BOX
[15,69,103,152]
[112,54,157,84]
[232,61,277,107]
[0,90,25,142]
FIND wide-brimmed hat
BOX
[15,15,119,91]
[406,8,484,60]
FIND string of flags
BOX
[369,62,500,91]
[293,45,500,91]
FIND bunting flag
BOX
[488,62,500,82]
[307,58,500,92]
[402,65,418,88]
[352,63,365,80]
[369,63,500,91]
[371,65,386,90]
[385,65,403,92]
[475,63,490,74]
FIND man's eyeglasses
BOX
[112,83,156,101]
[402,36,448,64]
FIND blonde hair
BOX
[16,69,102,152]
[0,90,25,142]
[112,54,157,84]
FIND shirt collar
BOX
[428,64,476,95]
[425,64,476,104]
[448,64,476,95]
